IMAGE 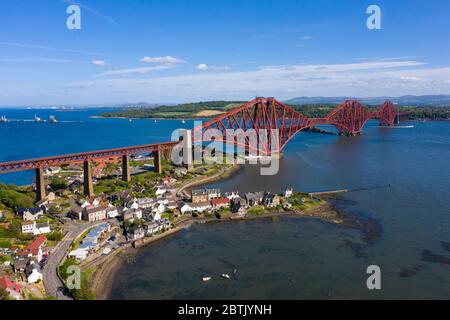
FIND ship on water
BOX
[34,115,42,122]
[49,115,58,123]
[0,116,8,123]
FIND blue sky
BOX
[0,0,450,106]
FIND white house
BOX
[106,206,119,219]
[153,211,161,221]
[154,185,167,196]
[180,203,193,214]
[34,222,51,235]
[284,188,293,198]
[21,221,51,235]
[226,191,240,200]
[136,197,155,209]
[191,202,212,213]
[25,261,43,283]
[131,208,143,220]
[129,201,139,210]
[156,203,165,215]
[68,248,89,261]
[21,222,36,234]
[128,227,145,241]
[21,207,45,222]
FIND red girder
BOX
[0,141,178,173]
[194,97,399,155]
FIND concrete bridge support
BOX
[154,147,162,174]
[35,168,46,202]
[83,160,94,197]
[122,155,131,182]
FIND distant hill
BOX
[284,95,450,106]
[99,101,244,119]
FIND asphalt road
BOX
[42,221,98,300]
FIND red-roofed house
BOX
[16,235,47,262]
[0,275,22,299]
[211,198,230,209]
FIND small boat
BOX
[182,120,186,124]
[202,277,212,282]
[34,115,41,122]
[129,118,132,122]
[0,116,7,123]
[221,274,230,279]
[49,115,58,123]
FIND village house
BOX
[0,275,22,300]
[154,185,167,196]
[225,191,241,200]
[82,205,108,222]
[21,221,51,235]
[19,207,45,222]
[191,188,221,203]
[12,257,30,273]
[130,208,143,220]
[166,201,178,210]
[284,188,294,198]
[262,193,281,208]
[35,192,56,209]
[16,235,47,263]
[127,227,145,241]
[231,197,247,214]
[122,210,134,222]
[144,221,161,235]
[211,197,231,209]
[0,211,4,219]
[244,192,264,207]
[180,203,193,215]
[135,197,155,209]
[106,206,119,219]
[191,201,213,213]
[25,260,43,283]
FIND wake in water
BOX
[386,125,415,129]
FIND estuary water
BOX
[0,109,449,299]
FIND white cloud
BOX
[92,60,107,67]
[60,59,450,103]
[140,56,185,65]
[97,64,175,76]
[195,64,230,71]
[196,63,209,71]
[301,35,313,40]
[400,76,420,81]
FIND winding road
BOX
[42,220,98,300]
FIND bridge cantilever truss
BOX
[193,97,400,155]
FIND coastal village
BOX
[0,154,333,300]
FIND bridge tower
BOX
[35,168,46,202]
[122,155,131,182]
[83,160,94,197]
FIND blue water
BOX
[1,109,449,299]
[0,108,194,185]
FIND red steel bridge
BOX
[0,97,404,201]
[194,97,400,156]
